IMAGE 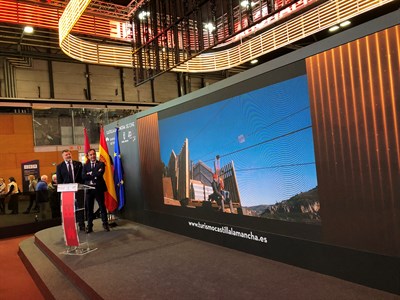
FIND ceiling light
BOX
[250,59,258,64]
[240,1,255,7]
[23,26,34,34]
[328,25,340,32]
[340,20,351,27]
[138,11,150,20]
[204,23,215,33]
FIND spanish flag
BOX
[99,126,118,212]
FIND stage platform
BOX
[18,219,399,300]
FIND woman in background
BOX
[6,177,19,214]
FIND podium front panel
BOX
[61,191,79,247]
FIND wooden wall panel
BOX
[0,153,17,169]
[13,115,34,135]
[306,25,400,256]
[137,113,164,210]
[2,134,34,152]
[0,115,15,134]
[0,114,76,190]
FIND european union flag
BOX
[114,127,125,210]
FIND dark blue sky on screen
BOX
[158,75,318,206]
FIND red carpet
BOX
[0,235,44,300]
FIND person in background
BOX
[0,178,7,214]
[82,148,110,233]
[47,173,57,191]
[208,173,224,211]
[36,175,49,221]
[5,177,19,214]
[48,173,61,219]
[24,174,39,214]
[218,175,233,213]
[218,175,230,203]
[56,149,84,230]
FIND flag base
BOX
[109,222,118,228]
[108,213,119,228]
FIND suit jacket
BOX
[82,160,107,192]
[56,160,83,184]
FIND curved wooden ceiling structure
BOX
[58,0,395,72]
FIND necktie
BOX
[67,161,74,183]
[91,163,95,170]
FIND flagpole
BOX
[99,125,118,213]
[83,127,91,164]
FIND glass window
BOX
[33,107,136,146]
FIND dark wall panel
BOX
[105,116,144,220]
[136,113,164,211]
[119,13,400,294]
[306,25,400,256]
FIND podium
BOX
[57,183,97,255]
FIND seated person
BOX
[218,175,230,203]
[208,174,224,211]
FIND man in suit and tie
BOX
[56,149,85,230]
[56,149,83,184]
[82,148,110,233]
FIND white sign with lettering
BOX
[57,183,79,192]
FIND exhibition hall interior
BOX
[0,0,399,298]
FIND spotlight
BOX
[250,59,258,64]
[204,23,215,33]
[23,26,34,34]
[328,25,340,32]
[240,1,255,7]
[138,11,150,20]
[340,20,351,27]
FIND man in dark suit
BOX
[56,149,83,185]
[56,149,85,230]
[82,148,110,233]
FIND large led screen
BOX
[158,74,320,224]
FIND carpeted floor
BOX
[23,219,400,300]
[0,235,44,300]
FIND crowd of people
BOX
[0,174,59,218]
[0,148,110,234]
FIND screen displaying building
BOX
[158,74,320,224]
